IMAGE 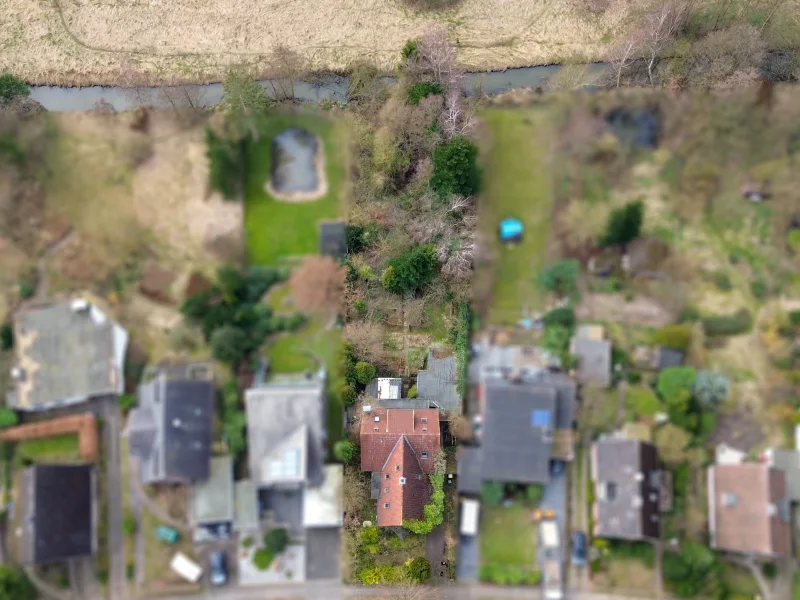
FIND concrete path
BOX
[101,399,127,600]
[425,525,448,583]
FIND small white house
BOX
[460,498,480,536]
[170,552,203,583]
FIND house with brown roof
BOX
[360,408,441,527]
[707,463,791,557]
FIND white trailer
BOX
[540,519,560,548]
[460,498,480,536]
[170,552,203,583]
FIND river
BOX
[29,64,608,112]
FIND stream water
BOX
[28,64,609,112]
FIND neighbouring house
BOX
[360,407,441,527]
[7,299,128,411]
[245,370,342,580]
[591,436,664,541]
[125,362,215,485]
[11,464,96,564]
[366,377,428,410]
[707,463,791,557]
[189,455,235,543]
[762,448,800,502]
[416,349,461,413]
[572,325,612,389]
[319,221,346,258]
[457,373,576,496]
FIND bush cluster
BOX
[431,136,480,198]
[701,308,752,336]
[407,82,444,105]
[383,245,439,296]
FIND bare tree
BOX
[641,2,690,85]
[265,45,306,101]
[119,60,155,108]
[384,583,442,600]
[220,66,272,140]
[417,26,463,88]
[448,414,473,441]
[440,88,478,139]
[343,321,387,366]
[686,24,765,88]
[607,35,641,87]
[288,255,346,314]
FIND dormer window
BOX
[373,427,379,432]
[423,428,428,432]
[421,417,428,424]
[385,474,390,480]
[400,477,407,485]
[384,503,390,509]
[421,452,428,459]
[384,487,389,493]
[396,465,401,471]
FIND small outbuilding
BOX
[499,218,524,243]
[319,221,346,259]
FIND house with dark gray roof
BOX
[125,362,215,485]
[7,299,128,411]
[458,373,576,495]
[416,349,461,413]
[12,464,96,564]
[244,370,342,580]
[591,436,662,541]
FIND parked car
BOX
[209,551,228,586]
[550,460,565,477]
[571,531,587,567]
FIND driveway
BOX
[457,534,479,582]
[425,525,447,583]
[539,463,567,564]
[305,527,341,581]
[100,397,127,600]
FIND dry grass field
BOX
[0,0,630,85]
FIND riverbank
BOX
[1,0,620,88]
[29,65,609,112]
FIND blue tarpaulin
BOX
[531,410,551,428]
[499,218,524,242]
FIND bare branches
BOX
[440,88,478,139]
[607,35,641,87]
[417,26,463,88]
[641,2,690,85]
[265,45,306,101]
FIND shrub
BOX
[0,324,12,351]
[18,278,34,300]
[408,82,444,105]
[401,39,419,61]
[537,260,580,298]
[340,384,357,406]
[0,564,37,600]
[117,394,137,412]
[252,548,274,570]
[353,299,367,315]
[702,308,753,336]
[359,565,403,585]
[694,370,730,408]
[205,126,244,201]
[712,271,732,291]
[122,513,137,536]
[0,409,17,430]
[481,481,505,505]
[657,367,697,406]
[662,542,719,598]
[384,245,439,296]
[626,386,663,418]
[788,310,800,327]
[333,440,356,462]
[651,324,692,351]
[242,536,254,548]
[407,384,418,398]
[404,557,431,583]
[354,361,376,385]
[525,484,544,505]
[751,279,768,299]
[677,305,701,322]
[479,564,541,585]
[210,325,250,364]
[0,73,29,104]
[542,306,576,330]
[431,136,480,197]
[601,200,644,247]
[263,528,289,555]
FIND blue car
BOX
[571,531,588,567]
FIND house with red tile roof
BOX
[360,408,441,527]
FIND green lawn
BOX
[720,562,760,598]
[244,112,348,265]
[16,434,81,464]
[480,108,555,325]
[480,504,537,567]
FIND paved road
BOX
[102,399,127,600]
[153,582,666,600]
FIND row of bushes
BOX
[450,298,471,395]
[404,472,445,534]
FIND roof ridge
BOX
[380,436,405,472]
